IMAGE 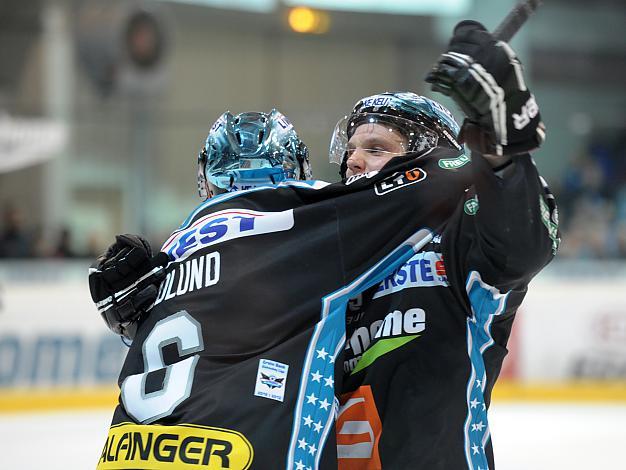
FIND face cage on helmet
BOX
[329,113,439,166]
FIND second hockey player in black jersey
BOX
[337,22,558,470]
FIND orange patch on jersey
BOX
[404,169,424,181]
[337,385,382,470]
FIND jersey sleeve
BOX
[442,152,559,296]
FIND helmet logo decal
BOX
[210,114,226,132]
[441,128,462,151]
[360,96,392,108]
[275,113,293,130]
[430,99,457,123]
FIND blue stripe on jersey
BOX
[286,228,434,470]
[174,180,330,235]
[463,271,510,470]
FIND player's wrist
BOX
[482,153,513,169]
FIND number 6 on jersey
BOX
[121,310,204,423]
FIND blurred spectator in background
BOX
[3,130,624,261]
[557,129,626,259]
[0,203,33,258]
[52,227,77,258]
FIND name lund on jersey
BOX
[154,252,220,306]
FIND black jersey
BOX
[339,154,558,470]
[96,148,556,470]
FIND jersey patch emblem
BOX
[438,154,470,170]
[464,196,479,215]
[374,168,426,195]
[254,359,289,402]
[337,386,382,470]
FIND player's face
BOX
[345,123,408,178]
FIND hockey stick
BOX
[493,0,542,42]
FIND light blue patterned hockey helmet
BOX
[330,92,462,177]
[198,109,312,199]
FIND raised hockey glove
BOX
[425,20,546,156]
[89,234,169,341]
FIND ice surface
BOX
[0,403,624,469]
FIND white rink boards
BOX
[0,403,624,469]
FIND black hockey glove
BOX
[425,20,546,157]
[89,234,169,341]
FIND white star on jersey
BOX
[316,347,328,360]
[319,398,331,411]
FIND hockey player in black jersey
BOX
[336,22,558,470]
[89,21,558,470]
[89,109,312,341]
[90,103,474,469]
